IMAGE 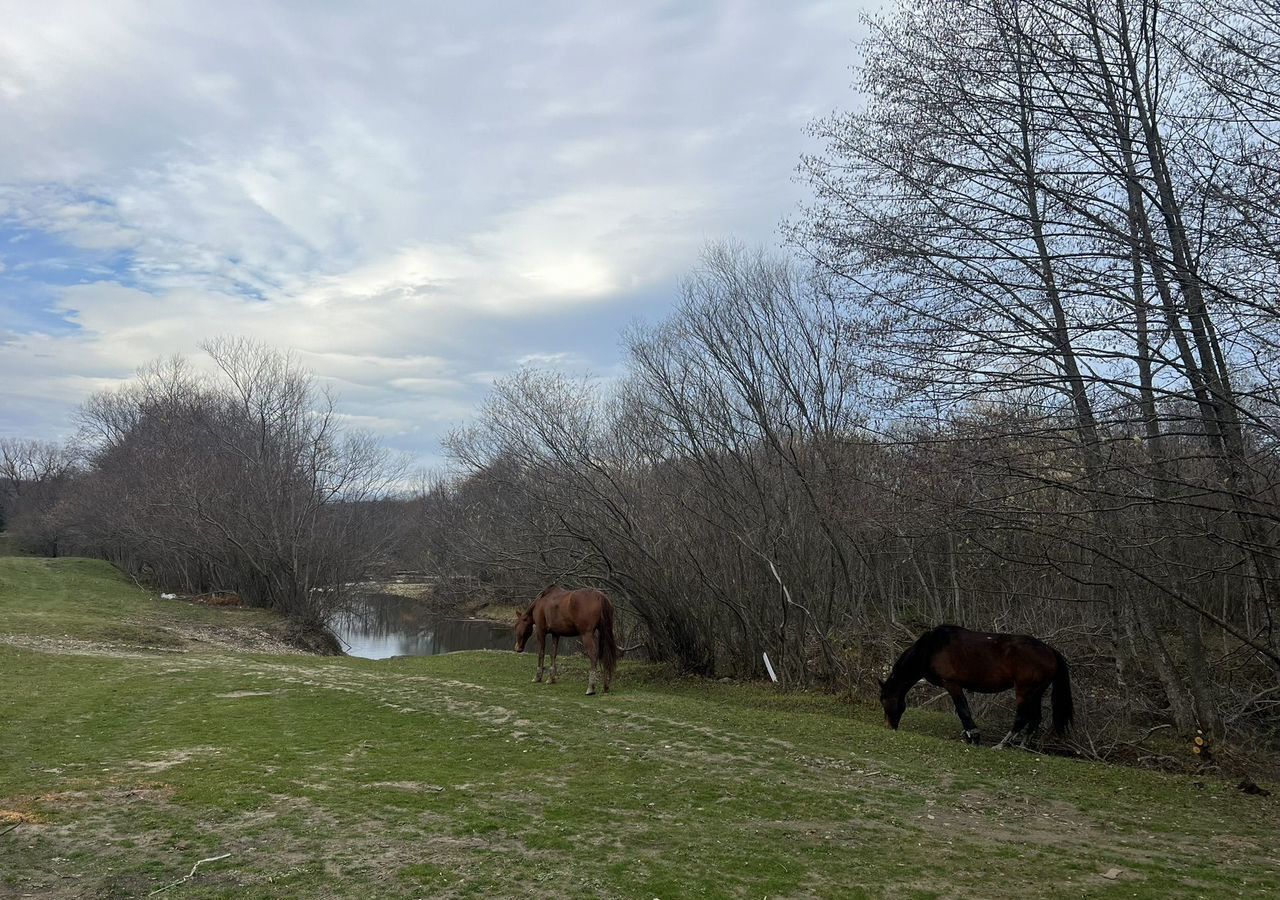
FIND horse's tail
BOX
[597,594,620,681]
[1051,650,1074,736]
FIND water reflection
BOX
[331,593,579,661]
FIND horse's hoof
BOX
[964,730,980,745]
[586,689,596,696]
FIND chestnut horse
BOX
[879,625,1073,748]
[515,585,619,695]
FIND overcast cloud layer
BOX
[0,0,871,466]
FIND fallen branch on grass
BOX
[148,853,232,896]
[1072,722,1174,762]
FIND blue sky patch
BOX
[0,222,138,335]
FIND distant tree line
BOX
[419,0,1280,752]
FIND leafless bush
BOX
[60,339,406,643]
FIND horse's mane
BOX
[887,624,960,687]
[524,584,562,614]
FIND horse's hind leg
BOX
[993,725,1019,751]
[946,685,980,745]
[995,687,1036,750]
[582,631,599,696]
[549,635,560,684]
[1019,687,1047,749]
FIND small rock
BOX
[1101,868,1123,880]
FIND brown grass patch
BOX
[0,808,41,825]
[198,592,243,607]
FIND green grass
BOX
[0,531,28,557]
[0,556,280,645]
[2,558,1278,898]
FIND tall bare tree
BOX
[64,339,405,647]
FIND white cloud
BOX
[516,351,585,368]
[0,0,874,462]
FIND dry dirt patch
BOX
[0,619,303,658]
[0,633,178,659]
[214,690,275,699]
[125,746,221,773]
[367,781,447,793]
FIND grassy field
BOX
[2,557,1278,898]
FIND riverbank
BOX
[3,556,1279,897]
[352,576,523,625]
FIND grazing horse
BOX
[515,585,619,695]
[879,625,1073,748]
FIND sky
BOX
[0,0,875,468]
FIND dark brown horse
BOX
[515,585,619,695]
[879,625,1073,748]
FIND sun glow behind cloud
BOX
[0,0,873,466]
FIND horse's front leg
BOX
[549,634,560,683]
[946,685,980,745]
[534,629,547,683]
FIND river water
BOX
[330,592,579,660]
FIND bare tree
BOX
[794,0,1280,735]
[0,438,79,554]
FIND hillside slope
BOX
[2,557,1277,898]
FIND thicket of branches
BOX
[424,0,1280,750]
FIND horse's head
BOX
[878,677,905,730]
[514,610,535,652]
